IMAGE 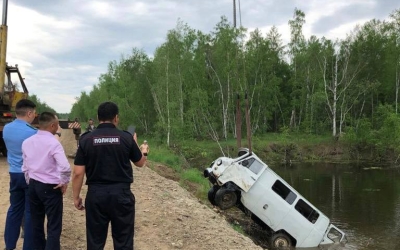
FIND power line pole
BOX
[233,0,236,28]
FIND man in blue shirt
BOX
[3,99,37,250]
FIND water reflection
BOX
[271,162,400,250]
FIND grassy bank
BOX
[146,146,210,201]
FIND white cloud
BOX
[110,42,142,54]
[1,0,399,113]
[8,4,82,58]
[324,19,371,41]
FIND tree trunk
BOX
[166,56,170,147]
[332,56,338,137]
[396,69,399,114]
[178,65,184,123]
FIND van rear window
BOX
[272,180,297,205]
[295,199,320,224]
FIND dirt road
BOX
[0,130,264,249]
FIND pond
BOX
[270,161,400,250]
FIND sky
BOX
[4,0,400,113]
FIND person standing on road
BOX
[3,99,37,250]
[85,118,96,132]
[72,101,145,250]
[139,140,150,157]
[22,112,71,250]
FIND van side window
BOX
[272,180,297,205]
[241,158,263,175]
[295,199,320,224]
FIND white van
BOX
[204,148,347,249]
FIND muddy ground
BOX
[0,129,265,250]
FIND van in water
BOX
[204,148,347,249]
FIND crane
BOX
[0,0,30,156]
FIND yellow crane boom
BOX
[0,0,29,156]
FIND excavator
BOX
[0,0,30,156]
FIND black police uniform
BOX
[74,123,142,250]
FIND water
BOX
[270,162,400,250]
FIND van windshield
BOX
[240,158,263,174]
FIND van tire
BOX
[214,187,237,210]
[208,186,219,206]
[270,232,292,249]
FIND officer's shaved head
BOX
[98,102,119,122]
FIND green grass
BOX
[149,146,183,172]
[231,224,244,234]
[180,168,204,183]
[180,168,210,200]
[146,145,210,179]
[179,133,333,149]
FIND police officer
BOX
[72,101,145,250]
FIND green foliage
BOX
[375,105,400,149]
[66,9,400,162]
[343,118,373,145]
[342,103,400,161]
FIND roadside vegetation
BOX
[66,8,400,164]
[31,6,400,249]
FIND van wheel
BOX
[214,187,237,210]
[270,233,292,249]
[208,186,219,206]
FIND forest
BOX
[67,9,400,160]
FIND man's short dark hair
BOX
[98,102,119,122]
[39,112,57,126]
[15,99,36,116]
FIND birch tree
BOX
[389,10,400,113]
[287,8,306,130]
[319,35,364,137]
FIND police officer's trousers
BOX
[86,183,135,250]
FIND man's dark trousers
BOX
[85,183,135,250]
[4,173,33,250]
[29,179,63,250]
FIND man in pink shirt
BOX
[22,112,71,250]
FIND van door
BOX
[244,170,297,230]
